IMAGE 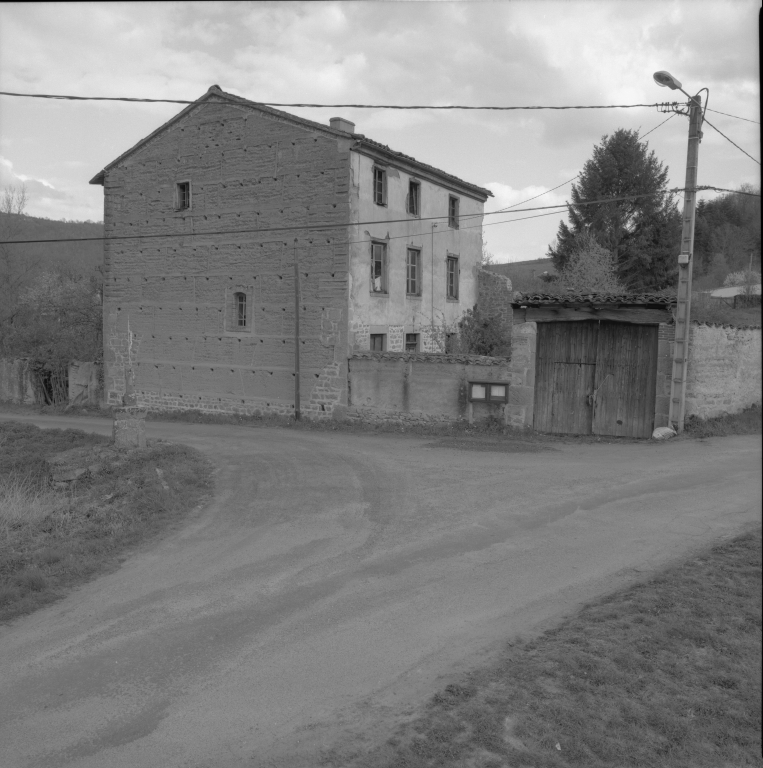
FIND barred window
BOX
[235,292,247,328]
[176,181,191,210]
[405,333,419,352]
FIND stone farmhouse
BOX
[90,85,494,418]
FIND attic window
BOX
[176,181,191,210]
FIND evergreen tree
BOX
[548,129,681,291]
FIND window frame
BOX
[235,292,247,329]
[176,180,191,211]
[404,333,420,352]
[406,247,422,297]
[469,381,509,403]
[370,241,388,294]
[446,255,459,300]
[407,180,421,217]
[370,333,386,352]
[448,195,460,229]
[373,166,387,206]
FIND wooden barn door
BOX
[534,322,598,435]
[534,321,658,438]
[592,322,658,438]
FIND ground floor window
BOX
[405,333,419,352]
[370,333,386,351]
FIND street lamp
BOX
[653,70,704,433]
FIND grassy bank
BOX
[325,530,762,768]
[682,403,762,438]
[0,421,212,622]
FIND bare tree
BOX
[0,184,38,349]
[557,231,627,294]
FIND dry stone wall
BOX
[101,98,352,418]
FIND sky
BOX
[0,0,759,263]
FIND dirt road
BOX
[0,414,760,767]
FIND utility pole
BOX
[653,71,705,434]
[668,92,703,433]
[293,238,301,420]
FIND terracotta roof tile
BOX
[514,292,676,306]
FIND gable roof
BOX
[89,85,492,200]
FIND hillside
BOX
[0,213,104,278]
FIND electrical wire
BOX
[702,117,761,165]
[638,112,677,140]
[0,90,678,111]
[705,107,760,125]
[0,188,691,246]
[489,175,580,215]
[696,185,761,197]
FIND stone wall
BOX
[477,268,513,325]
[68,361,101,406]
[685,323,762,419]
[99,95,353,419]
[505,322,536,428]
[0,358,35,404]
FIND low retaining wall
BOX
[345,324,537,427]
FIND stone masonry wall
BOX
[477,268,513,325]
[100,96,352,418]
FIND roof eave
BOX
[352,139,492,202]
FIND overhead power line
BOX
[702,117,761,166]
[0,90,678,111]
[638,112,677,140]
[0,187,699,246]
[696,185,761,197]
[705,107,760,125]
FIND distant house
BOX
[486,258,557,290]
[90,85,494,417]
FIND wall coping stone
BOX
[350,351,510,365]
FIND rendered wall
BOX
[347,152,485,354]
[684,323,762,419]
[346,352,512,423]
[99,97,352,418]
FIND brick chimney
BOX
[329,117,356,134]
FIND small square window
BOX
[408,181,420,216]
[405,333,419,352]
[371,242,387,293]
[373,167,387,206]
[176,181,191,210]
[446,255,459,299]
[406,248,421,296]
[448,196,459,229]
[370,333,386,352]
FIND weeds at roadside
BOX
[322,530,762,768]
[681,403,761,439]
[0,421,213,622]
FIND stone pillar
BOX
[507,321,537,428]
[113,406,147,449]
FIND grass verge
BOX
[0,420,213,623]
[324,530,762,768]
[682,403,762,439]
